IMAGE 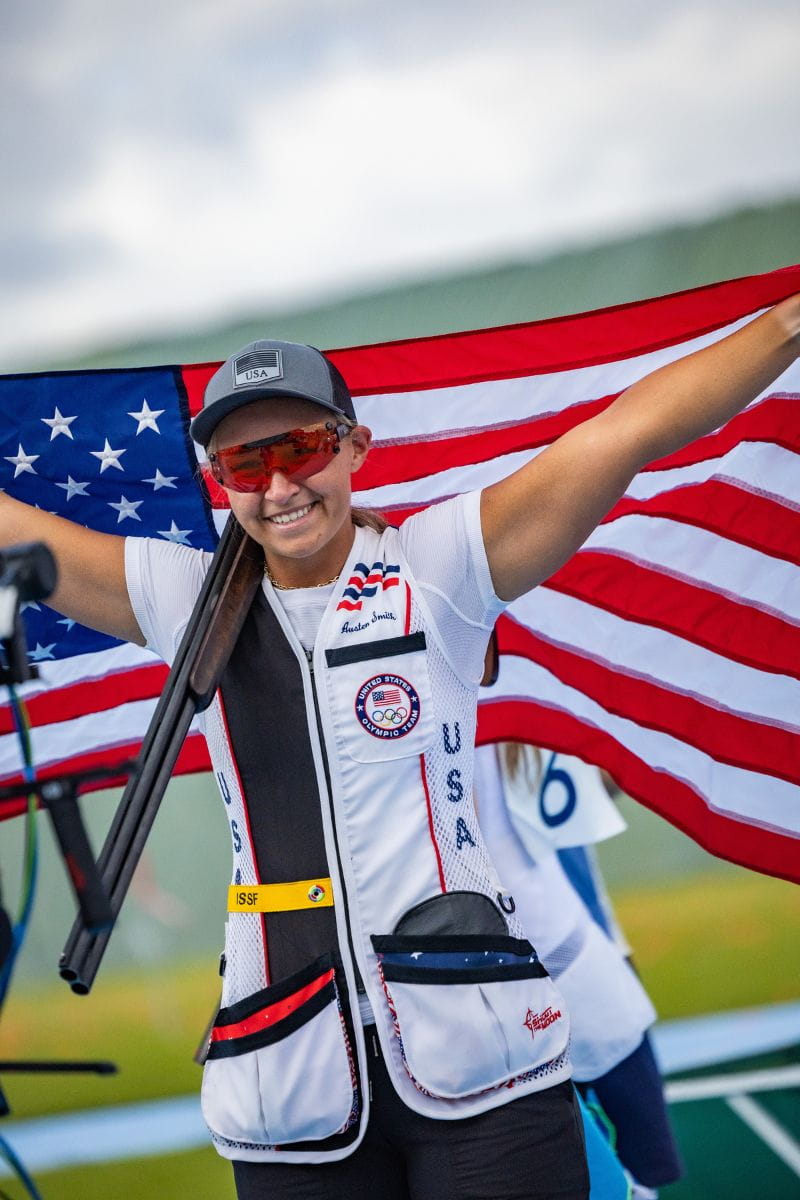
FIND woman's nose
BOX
[262,469,300,504]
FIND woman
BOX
[1,297,798,1198]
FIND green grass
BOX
[0,959,220,1119]
[610,868,800,1019]
[2,1146,236,1200]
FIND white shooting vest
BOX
[198,522,570,1163]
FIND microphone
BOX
[0,543,58,656]
[0,542,58,602]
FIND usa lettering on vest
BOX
[199,522,571,1164]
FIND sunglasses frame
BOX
[206,419,354,493]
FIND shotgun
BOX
[59,515,263,994]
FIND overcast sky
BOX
[3,0,799,369]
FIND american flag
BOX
[0,265,798,884]
[371,689,404,706]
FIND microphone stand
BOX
[0,545,126,1123]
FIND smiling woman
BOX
[0,299,797,1199]
[201,386,372,589]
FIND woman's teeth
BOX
[268,503,314,525]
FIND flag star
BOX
[20,600,41,614]
[42,407,77,440]
[158,520,192,544]
[56,476,91,500]
[90,439,126,472]
[29,642,56,662]
[143,467,178,490]
[108,494,144,523]
[58,617,77,631]
[128,398,164,434]
[4,444,39,478]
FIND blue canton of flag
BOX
[0,367,216,664]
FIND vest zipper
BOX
[304,648,366,998]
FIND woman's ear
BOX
[349,425,372,474]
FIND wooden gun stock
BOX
[59,517,263,994]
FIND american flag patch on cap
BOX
[234,348,283,388]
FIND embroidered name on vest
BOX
[337,561,400,612]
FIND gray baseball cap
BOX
[189,339,356,447]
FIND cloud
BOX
[1,0,798,367]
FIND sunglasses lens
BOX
[212,425,341,493]
[218,447,268,491]
[270,427,335,479]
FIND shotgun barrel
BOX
[59,516,262,994]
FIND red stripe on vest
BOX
[211,968,335,1042]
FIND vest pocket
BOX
[201,954,358,1148]
[325,632,436,763]
[371,934,569,1099]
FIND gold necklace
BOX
[263,563,340,590]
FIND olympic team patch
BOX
[355,674,421,739]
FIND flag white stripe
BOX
[13,641,161,697]
[624,441,800,509]
[0,699,204,778]
[583,517,800,622]
[354,447,545,507]
[513,589,800,731]
[494,656,800,837]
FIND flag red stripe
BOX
[326,267,800,394]
[644,394,800,472]
[0,733,210,820]
[494,615,800,786]
[604,480,800,568]
[0,665,169,734]
[180,269,800,401]
[545,551,800,680]
[182,363,218,418]
[475,699,799,884]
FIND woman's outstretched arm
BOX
[481,294,800,601]
[0,494,144,644]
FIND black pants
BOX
[233,1028,589,1200]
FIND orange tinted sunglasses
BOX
[206,420,353,493]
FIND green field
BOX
[611,869,800,1019]
[9,1147,235,1200]
[1,865,798,1197]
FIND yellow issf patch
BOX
[227,878,334,912]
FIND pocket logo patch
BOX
[523,1005,562,1039]
[356,673,421,739]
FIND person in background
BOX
[473,731,682,1199]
